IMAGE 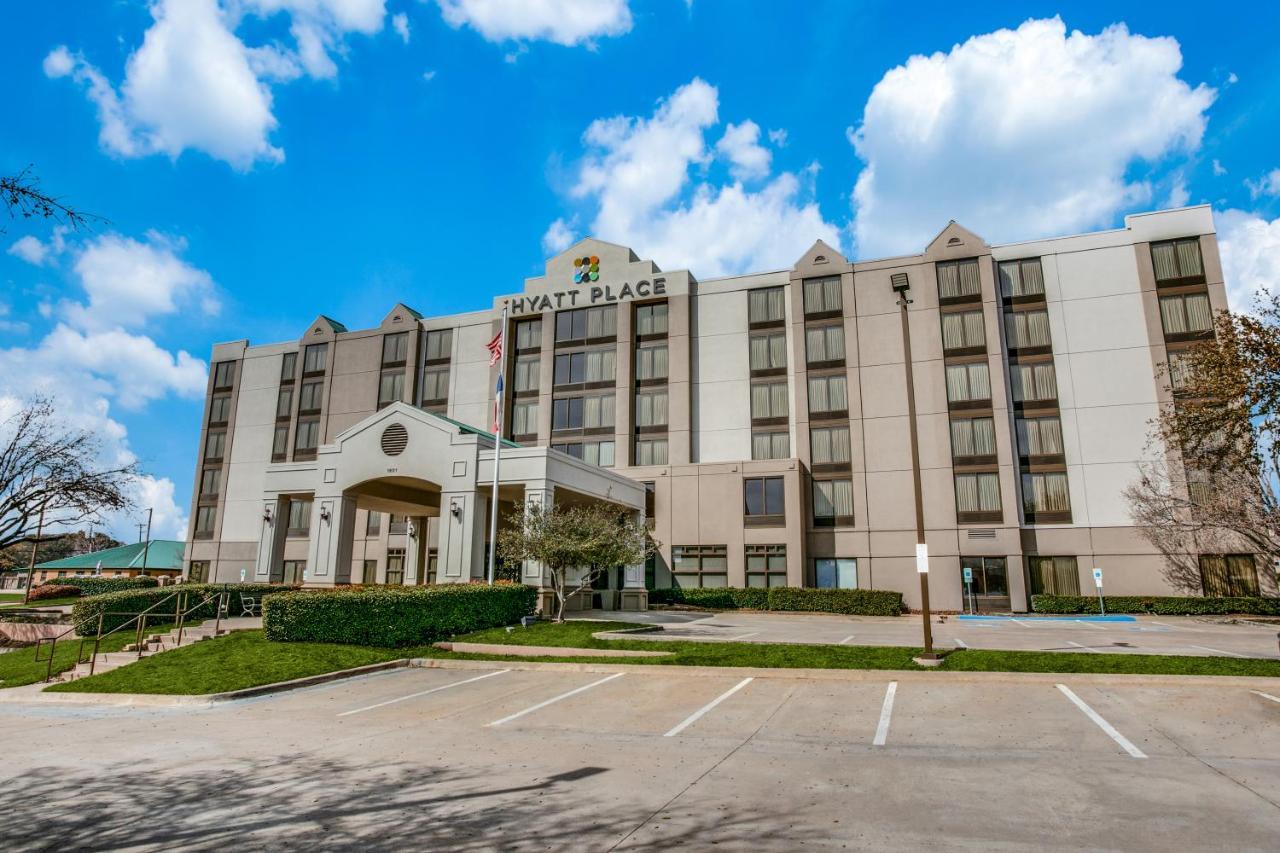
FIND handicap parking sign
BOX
[1092,568,1103,587]
[963,566,972,583]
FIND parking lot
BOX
[595,609,1280,658]
[3,662,1278,850]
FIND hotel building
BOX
[184,205,1273,612]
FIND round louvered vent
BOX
[381,423,408,456]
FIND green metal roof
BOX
[318,315,348,333]
[424,412,521,449]
[36,540,185,571]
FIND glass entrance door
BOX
[961,557,1009,613]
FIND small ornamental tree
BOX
[497,500,653,622]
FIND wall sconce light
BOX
[263,506,273,523]
[408,522,417,538]
[450,503,462,519]
[320,506,331,523]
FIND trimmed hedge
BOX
[29,584,82,601]
[650,586,904,616]
[70,583,298,635]
[263,584,539,647]
[57,576,159,596]
[1031,594,1280,616]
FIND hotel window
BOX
[746,544,788,588]
[212,360,235,390]
[1159,293,1213,337]
[366,511,381,536]
[421,366,450,404]
[644,481,655,519]
[812,479,854,527]
[1167,350,1194,392]
[208,394,231,426]
[1198,554,1259,597]
[807,374,847,417]
[582,440,615,467]
[749,287,786,325]
[515,319,542,351]
[552,393,615,431]
[1186,467,1212,505]
[389,514,408,534]
[554,348,616,386]
[634,438,669,466]
[945,362,992,404]
[194,505,217,537]
[752,430,790,460]
[204,430,226,461]
[1005,309,1052,351]
[188,561,208,583]
[286,499,312,536]
[1028,556,1080,596]
[635,389,668,428]
[299,380,324,414]
[672,545,728,588]
[276,388,293,420]
[997,258,1046,299]
[950,416,997,460]
[751,380,789,421]
[361,560,377,584]
[382,332,409,366]
[810,425,851,466]
[385,549,406,585]
[199,467,221,497]
[803,276,842,316]
[937,258,982,300]
[512,401,538,438]
[272,425,288,461]
[1151,238,1205,285]
[815,557,858,589]
[377,370,405,409]
[423,329,452,361]
[302,343,328,375]
[1016,416,1065,458]
[744,476,785,526]
[295,418,319,456]
[750,331,788,373]
[555,305,617,343]
[280,351,297,382]
[513,355,540,393]
[955,472,1002,516]
[635,342,669,381]
[805,323,846,366]
[635,303,669,336]
[1021,472,1072,517]
[1010,362,1058,404]
[941,310,986,353]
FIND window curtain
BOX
[937,263,960,299]
[942,313,965,350]
[1185,294,1212,332]
[951,419,975,456]
[958,260,980,295]
[749,288,785,323]
[813,480,852,518]
[1008,311,1051,348]
[1019,259,1045,296]
[1176,240,1203,277]
[808,376,845,413]
[750,335,769,370]
[584,349,616,383]
[946,365,970,402]
[514,357,538,392]
[812,426,850,464]
[954,474,979,512]
[1025,472,1070,512]
[803,279,823,313]
[977,473,1001,511]
[769,332,787,368]
[808,325,845,362]
[1152,242,1178,280]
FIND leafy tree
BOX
[497,499,653,622]
[1125,294,1280,593]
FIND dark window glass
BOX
[280,352,297,382]
[303,343,328,374]
[276,388,293,419]
[194,505,217,535]
[366,511,381,535]
[208,394,232,425]
[295,418,319,452]
[382,332,409,365]
[744,476,785,518]
[272,425,288,459]
[424,329,453,361]
[299,380,324,413]
[213,361,235,389]
[199,467,221,496]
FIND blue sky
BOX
[2,0,1279,539]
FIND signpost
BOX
[1092,567,1105,616]
[963,565,974,614]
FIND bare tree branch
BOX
[1,166,104,233]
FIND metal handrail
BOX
[173,590,229,648]
[33,614,101,684]
[77,590,183,678]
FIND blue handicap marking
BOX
[956,614,1137,623]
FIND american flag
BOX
[486,330,503,366]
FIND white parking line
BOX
[486,673,624,727]
[1056,684,1146,758]
[1252,690,1280,705]
[1068,640,1102,653]
[872,682,898,746]
[1074,620,1105,630]
[663,677,754,737]
[1010,619,1031,627]
[1190,645,1251,658]
[728,632,759,641]
[839,635,855,645]
[953,638,968,649]
[338,670,510,717]
[1151,620,1200,632]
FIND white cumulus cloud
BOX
[1217,209,1280,311]
[392,11,410,42]
[848,17,1216,257]
[557,78,839,276]
[437,0,632,47]
[67,233,220,330]
[1245,168,1280,199]
[8,235,52,266]
[542,217,576,253]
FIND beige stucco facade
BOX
[185,204,1275,611]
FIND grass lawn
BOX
[0,593,24,603]
[0,597,81,608]
[0,629,136,689]
[48,630,443,695]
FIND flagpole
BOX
[487,306,508,585]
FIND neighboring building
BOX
[32,540,185,585]
[184,205,1273,611]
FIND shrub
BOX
[57,576,159,596]
[70,583,298,636]
[649,586,904,616]
[263,584,539,647]
[29,584,81,602]
[1031,594,1280,616]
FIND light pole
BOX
[893,274,939,664]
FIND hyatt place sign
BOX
[507,278,667,315]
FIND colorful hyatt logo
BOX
[573,255,600,283]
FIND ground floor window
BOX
[745,544,788,588]
[362,559,377,584]
[672,545,727,588]
[425,549,438,585]
[1027,556,1079,596]
[1199,554,1259,597]
[386,549,405,585]
[961,557,1008,598]
[188,561,208,583]
[815,558,857,589]
[282,560,306,584]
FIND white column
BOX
[256,497,287,582]
[620,506,648,611]
[306,494,356,586]
[404,515,424,586]
[437,491,474,584]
